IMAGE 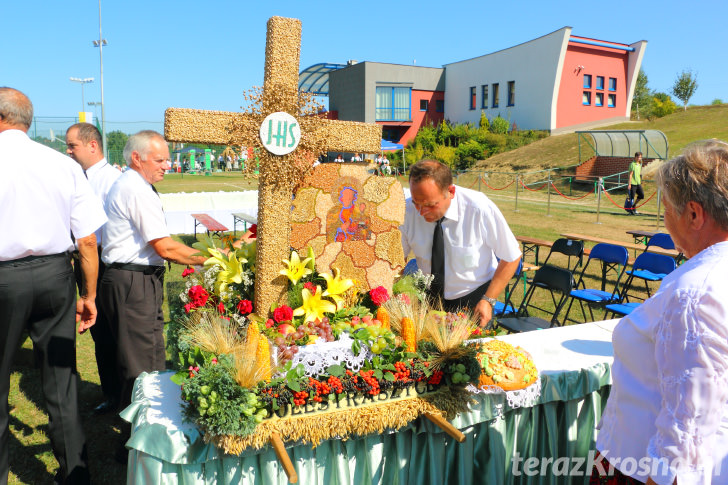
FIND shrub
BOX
[478,111,490,132]
[650,93,678,118]
[489,115,510,135]
[432,145,456,168]
[712,98,724,106]
[405,145,425,166]
[454,139,484,170]
[476,132,507,156]
[415,125,437,152]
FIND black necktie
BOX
[430,217,445,300]
[151,185,159,196]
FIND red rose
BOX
[273,305,293,323]
[303,282,316,294]
[217,302,225,314]
[249,224,257,237]
[369,286,390,306]
[237,299,253,315]
[181,267,195,277]
[187,285,209,307]
[184,303,193,314]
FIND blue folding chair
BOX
[493,259,524,317]
[563,243,629,323]
[497,265,575,333]
[620,251,676,302]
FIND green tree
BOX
[631,69,652,120]
[106,130,129,166]
[712,99,724,106]
[671,70,698,111]
[650,93,678,118]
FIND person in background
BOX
[0,87,107,485]
[98,130,209,462]
[400,159,521,326]
[351,152,362,162]
[334,153,345,163]
[627,151,645,215]
[593,140,728,484]
[65,122,122,415]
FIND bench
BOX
[191,213,229,238]
[561,232,679,262]
[232,212,258,236]
[626,229,656,246]
[516,236,554,265]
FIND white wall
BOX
[444,27,571,131]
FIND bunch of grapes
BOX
[296,317,335,344]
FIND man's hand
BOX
[76,296,97,334]
[474,299,494,328]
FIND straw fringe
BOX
[203,395,460,455]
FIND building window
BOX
[481,85,488,109]
[583,74,592,89]
[609,77,617,91]
[436,99,444,113]
[469,87,476,110]
[582,91,591,105]
[608,94,616,107]
[375,86,411,121]
[420,99,429,111]
[492,83,499,108]
[596,76,604,90]
[595,92,604,107]
[507,81,515,106]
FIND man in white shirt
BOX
[401,160,521,326]
[334,154,345,163]
[0,87,107,485]
[66,122,122,415]
[351,153,362,162]
[98,130,208,461]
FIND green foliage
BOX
[432,144,456,168]
[454,139,484,170]
[416,125,437,152]
[712,99,724,106]
[671,70,698,111]
[478,111,490,132]
[405,144,425,166]
[651,93,678,118]
[477,132,507,156]
[631,69,652,120]
[489,115,510,135]
[181,361,264,437]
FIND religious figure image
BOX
[326,178,371,243]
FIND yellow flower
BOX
[321,268,355,310]
[280,250,312,285]
[204,248,247,297]
[293,286,336,323]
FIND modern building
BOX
[299,27,646,145]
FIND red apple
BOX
[278,323,295,336]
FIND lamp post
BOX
[69,77,94,114]
[88,101,102,122]
[93,0,109,161]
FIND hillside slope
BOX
[475,104,728,172]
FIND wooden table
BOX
[232,212,258,236]
[626,229,656,246]
[191,213,229,238]
[516,235,554,265]
[561,233,679,259]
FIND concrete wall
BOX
[329,62,367,122]
[444,27,571,131]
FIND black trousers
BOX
[73,251,119,402]
[629,184,644,208]
[440,280,491,313]
[0,254,89,485]
[97,267,165,412]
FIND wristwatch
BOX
[481,295,498,309]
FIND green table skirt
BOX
[124,362,611,484]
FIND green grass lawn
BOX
[6,142,674,484]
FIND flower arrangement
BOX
[167,237,502,453]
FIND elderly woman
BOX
[592,140,728,485]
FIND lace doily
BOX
[466,376,542,409]
[274,334,371,378]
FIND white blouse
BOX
[597,241,728,485]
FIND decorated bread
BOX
[477,340,538,391]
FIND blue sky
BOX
[3,0,726,134]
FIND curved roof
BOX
[576,129,669,160]
[298,63,346,95]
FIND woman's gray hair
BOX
[656,139,728,230]
[0,87,33,129]
[123,130,166,166]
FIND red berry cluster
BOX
[293,391,309,406]
[427,370,444,385]
[392,361,411,381]
[358,370,381,396]
[327,375,344,394]
[308,377,332,403]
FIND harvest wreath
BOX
[167,236,537,457]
